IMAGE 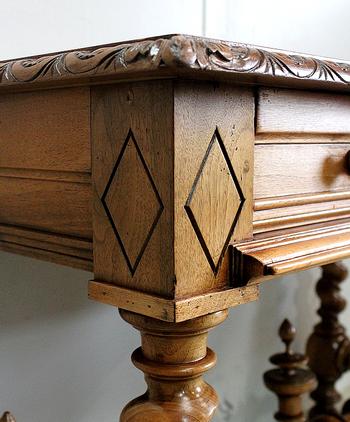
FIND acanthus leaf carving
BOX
[1,35,350,89]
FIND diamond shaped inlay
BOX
[185,127,245,274]
[101,129,164,275]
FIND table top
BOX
[1,34,350,92]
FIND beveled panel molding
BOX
[101,129,163,275]
[185,127,245,274]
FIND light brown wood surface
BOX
[254,89,350,238]
[0,88,90,171]
[174,81,254,296]
[89,280,259,322]
[92,80,254,299]
[119,309,228,422]
[92,80,174,297]
[257,88,350,134]
[234,222,350,285]
[254,143,350,198]
[0,86,92,270]
[0,177,91,238]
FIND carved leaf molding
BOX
[1,35,350,87]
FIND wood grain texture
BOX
[89,280,258,322]
[0,88,90,172]
[175,285,259,321]
[174,81,254,297]
[119,309,228,421]
[255,191,350,211]
[254,199,350,233]
[0,177,92,238]
[254,144,350,198]
[89,281,175,322]
[0,85,92,268]
[92,81,174,297]
[255,133,350,144]
[257,89,350,134]
[2,35,350,93]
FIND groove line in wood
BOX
[0,240,93,272]
[255,133,350,144]
[0,223,92,248]
[0,167,91,184]
[253,207,350,233]
[254,190,350,211]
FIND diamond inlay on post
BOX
[101,129,163,275]
[185,128,245,274]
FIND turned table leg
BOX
[307,262,350,418]
[119,309,228,421]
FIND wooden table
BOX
[2,34,350,421]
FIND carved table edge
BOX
[88,280,259,322]
[2,34,350,92]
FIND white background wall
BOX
[1,1,350,421]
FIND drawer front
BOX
[256,88,350,137]
[254,88,350,233]
[255,143,350,198]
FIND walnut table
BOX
[1,34,350,421]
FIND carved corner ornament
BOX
[0,412,16,422]
[1,35,350,90]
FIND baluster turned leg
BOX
[264,319,316,422]
[0,412,16,422]
[119,309,228,421]
[307,262,350,419]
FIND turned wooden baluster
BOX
[0,412,16,422]
[264,319,316,422]
[119,309,228,421]
[307,262,350,419]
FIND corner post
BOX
[90,78,254,420]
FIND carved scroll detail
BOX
[1,35,350,89]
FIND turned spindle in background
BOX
[0,413,16,422]
[307,262,350,419]
[264,319,316,422]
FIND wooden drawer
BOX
[254,143,350,198]
[254,88,350,233]
[256,88,350,138]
